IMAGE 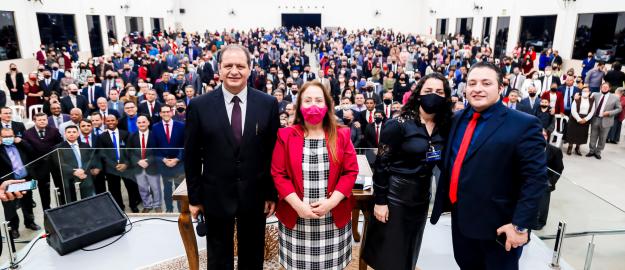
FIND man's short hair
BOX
[65,125,79,132]
[468,61,504,87]
[34,112,47,119]
[80,119,92,124]
[218,44,251,68]
[90,112,102,118]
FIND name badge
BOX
[425,144,441,162]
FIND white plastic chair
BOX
[549,115,569,148]
[9,105,26,120]
[28,104,44,121]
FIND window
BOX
[125,16,143,34]
[151,17,164,34]
[573,12,625,63]
[455,17,473,43]
[518,15,557,52]
[494,16,510,58]
[436,18,448,41]
[0,11,20,60]
[106,16,117,44]
[86,15,104,57]
[482,17,492,42]
[36,13,78,51]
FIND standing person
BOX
[128,115,161,213]
[362,73,452,270]
[24,73,44,111]
[184,44,280,269]
[606,88,625,144]
[0,179,30,256]
[271,81,358,270]
[152,105,184,213]
[5,63,25,106]
[431,62,548,270]
[566,87,595,156]
[53,125,95,202]
[587,83,623,159]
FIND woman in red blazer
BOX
[271,80,358,269]
[541,86,565,114]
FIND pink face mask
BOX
[300,105,327,125]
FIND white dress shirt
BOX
[222,86,248,134]
[107,128,122,159]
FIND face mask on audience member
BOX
[540,105,549,109]
[300,105,327,125]
[550,87,557,92]
[128,90,136,96]
[532,74,539,80]
[529,92,537,98]
[343,117,352,125]
[88,82,95,86]
[2,137,14,146]
[582,92,590,98]
[177,107,185,113]
[383,99,392,105]
[374,117,383,124]
[419,93,446,114]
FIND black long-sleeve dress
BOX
[362,116,445,270]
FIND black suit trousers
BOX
[204,210,267,270]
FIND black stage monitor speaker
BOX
[44,192,127,255]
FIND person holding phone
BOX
[0,179,28,256]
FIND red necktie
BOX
[150,103,155,115]
[368,112,373,123]
[85,135,89,146]
[375,125,380,145]
[165,123,170,143]
[141,133,146,159]
[449,112,481,204]
[386,106,390,117]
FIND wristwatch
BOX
[513,224,528,234]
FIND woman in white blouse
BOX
[566,86,595,155]
[520,70,542,98]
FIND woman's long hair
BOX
[401,72,453,136]
[294,81,340,163]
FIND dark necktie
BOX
[597,94,606,115]
[231,96,242,144]
[450,112,481,204]
[39,130,45,139]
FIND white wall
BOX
[0,0,176,72]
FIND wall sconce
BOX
[374,10,381,16]
[429,9,437,15]
[120,4,130,11]
[229,9,236,16]
[473,3,483,12]
[27,0,44,4]
[166,9,174,14]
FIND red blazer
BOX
[271,125,358,229]
[541,91,565,114]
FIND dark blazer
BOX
[22,126,63,158]
[0,91,5,107]
[94,129,129,173]
[80,132,99,148]
[557,85,580,112]
[48,114,70,129]
[271,125,358,229]
[152,120,185,177]
[60,95,89,116]
[127,131,158,175]
[117,114,137,132]
[546,144,564,192]
[199,63,214,84]
[80,86,106,106]
[153,81,177,101]
[3,121,26,138]
[431,102,548,239]
[39,79,61,96]
[184,87,280,217]
[0,141,32,182]
[95,109,121,119]
[364,122,384,148]
[518,97,541,115]
[53,141,95,181]
[120,70,138,86]
[137,100,162,124]
[5,72,25,98]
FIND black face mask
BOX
[550,87,557,92]
[10,68,16,71]
[286,83,293,87]
[343,118,352,125]
[88,82,95,86]
[419,94,446,114]
[52,67,58,71]
[176,107,185,113]
[374,117,383,124]
[540,105,549,109]
[383,99,392,105]
[529,93,537,98]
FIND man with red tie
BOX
[128,115,162,213]
[431,62,548,270]
[359,98,377,133]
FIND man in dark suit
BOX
[431,62,548,269]
[61,84,89,116]
[81,76,106,113]
[120,64,138,87]
[536,129,564,230]
[185,45,280,269]
[152,105,185,212]
[50,63,65,81]
[48,103,70,129]
[199,56,215,86]
[23,113,63,210]
[358,98,378,134]
[558,76,580,115]
[53,125,96,202]
[153,72,177,102]
[362,82,382,104]
[39,70,61,97]
[518,86,541,115]
[138,89,162,124]
[363,110,384,148]
[538,66,561,93]
[0,128,40,239]
[93,114,140,212]
[127,115,161,212]
[375,91,394,119]
[0,107,26,138]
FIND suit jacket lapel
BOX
[465,104,507,161]
[289,127,304,195]
[242,89,257,147]
[214,88,235,148]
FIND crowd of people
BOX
[0,25,624,269]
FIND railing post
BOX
[75,182,81,201]
[550,221,567,269]
[3,221,18,269]
[583,235,595,270]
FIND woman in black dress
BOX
[362,73,453,270]
[5,63,25,106]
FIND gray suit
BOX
[589,92,622,155]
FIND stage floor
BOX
[1,215,572,270]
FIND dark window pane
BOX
[573,12,625,63]
[36,13,78,51]
[519,15,557,52]
[0,11,20,60]
[456,18,473,43]
[87,15,104,57]
[106,16,117,45]
[151,18,164,34]
[125,16,143,34]
[482,17,492,42]
[436,18,448,41]
[495,16,510,58]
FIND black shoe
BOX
[595,154,602,160]
[586,153,595,157]
[25,223,41,231]
[10,229,20,239]
[131,207,140,213]
[575,148,582,156]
